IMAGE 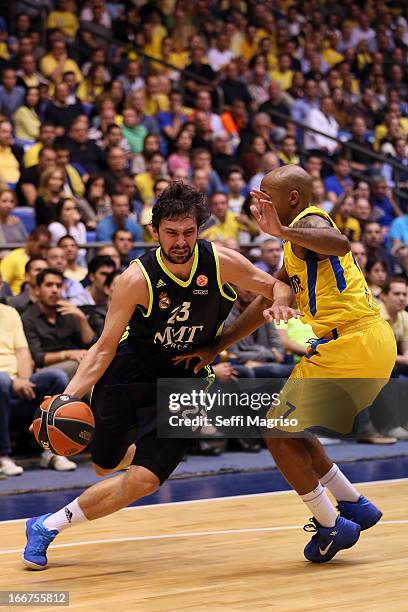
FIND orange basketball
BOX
[33,394,95,457]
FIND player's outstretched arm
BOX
[250,189,350,257]
[63,265,148,399]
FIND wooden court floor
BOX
[0,480,407,611]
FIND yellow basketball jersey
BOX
[283,206,379,337]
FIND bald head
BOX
[260,164,313,224]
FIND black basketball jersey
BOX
[117,240,236,379]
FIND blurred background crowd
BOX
[1,0,408,477]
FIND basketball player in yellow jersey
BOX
[177,165,397,563]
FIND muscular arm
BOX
[216,244,292,303]
[64,264,149,399]
[283,215,350,259]
[212,249,294,354]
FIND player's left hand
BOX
[250,189,287,238]
[172,345,219,374]
[263,302,301,324]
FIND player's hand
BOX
[57,301,86,320]
[263,302,301,324]
[250,190,286,238]
[213,362,238,381]
[13,377,36,400]
[172,345,219,374]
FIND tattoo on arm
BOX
[293,214,333,230]
[292,214,334,260]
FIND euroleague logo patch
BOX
[196,275,208,287]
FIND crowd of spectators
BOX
[1,0,408,475]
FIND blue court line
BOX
[1,456,408,521]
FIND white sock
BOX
[301,483,338,527]
[320,464,360,502]
[43,498,88,532]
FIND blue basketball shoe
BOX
[23,514,58,570]
[337,495,382,530]
[304,515,361,563]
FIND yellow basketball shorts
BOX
[266,316,397,435]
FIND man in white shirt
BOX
[207,33,233,73]
[304,96,339,154]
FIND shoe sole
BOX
[305,526,361,563]
[21,554,47,570]
[22,520,47,571]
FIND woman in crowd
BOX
[132,134,161,174]
[49,198,87,265]
[365,257,388,303]
[0,188,28,245]
[35,166,65,226]
[13,87,41,143]
[167,128,192,175]
[79,175,112,229]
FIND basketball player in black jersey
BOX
[23,182,296,570]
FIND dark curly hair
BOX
[151,181,210,230]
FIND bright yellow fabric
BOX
[76,80,105,103]
[40,54,83,83]
[268,317,396,434]
[269,69,293,91]
[142,92,169,116]
[135,172,154,206]
[0,147,20,185]
[333,214,360,242]
[13,106,41,141]
[322,48,344,67]
[283,205,379,337]
[199,211,241,242]
[0,304,29,377]
[24,142,42,168]
[46,11,79,37]
[0,247,28,295]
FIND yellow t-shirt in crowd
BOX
[200,211,241,242]
[0,304,29,377]
[24,142,42,168]
[0,146,21,186]
[46,11,79,38]
[40,54,83,83]
[135,172,154,206]
[334,214,361,242]
[322,48,344,67]
[0,247,29,295]
[269,69,294,91]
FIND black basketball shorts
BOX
[89,361,191,484]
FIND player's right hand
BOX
[172,345,218,374]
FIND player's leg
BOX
[265,435,361,563]
[22,432,190,569]
[92,443,136,476]
[303,434,382,529]
[22,464,160,570]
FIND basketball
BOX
[32,395,95,457]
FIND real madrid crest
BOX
[159,291,171,309]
